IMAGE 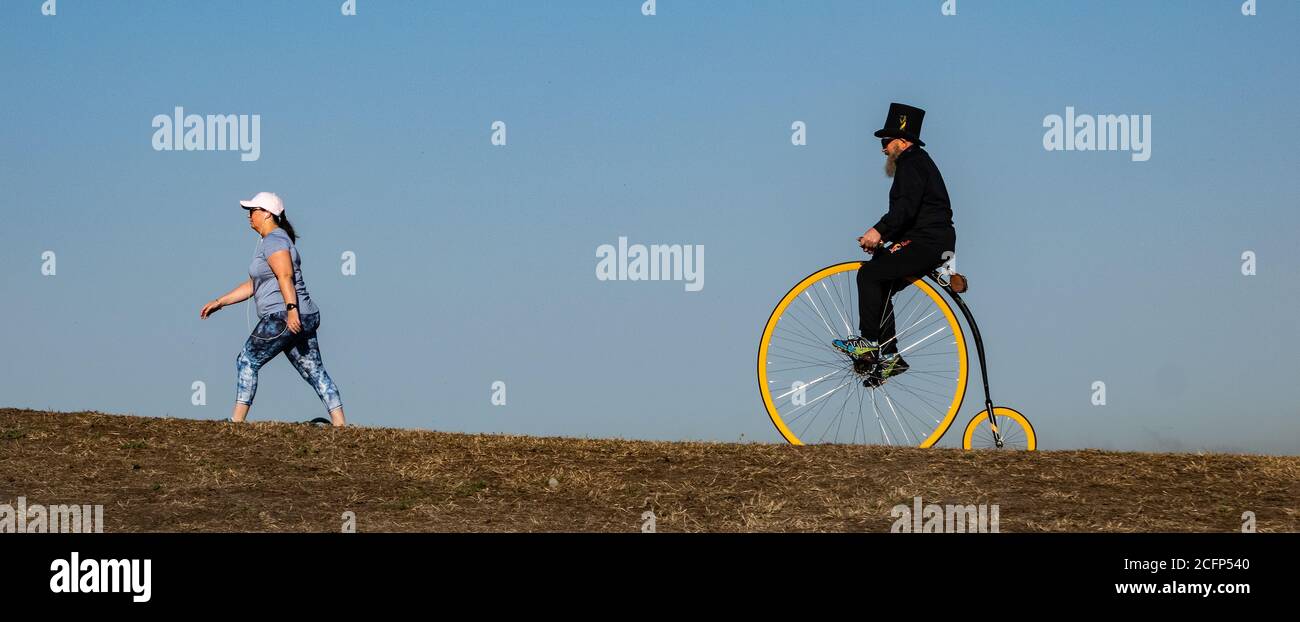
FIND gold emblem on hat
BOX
[898,115,907,130]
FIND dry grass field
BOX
[2,408,1296,532]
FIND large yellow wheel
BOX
[962,407,1036,450]
[758,262,968,447]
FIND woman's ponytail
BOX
[275,212,298,243]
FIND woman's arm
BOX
[266,249,301,333]
[200,280,253,319]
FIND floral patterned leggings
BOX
[235,311,343,414]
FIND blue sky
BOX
[2,0,1298,453]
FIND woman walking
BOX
[200,192,346,427]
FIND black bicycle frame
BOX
[931,277,1002,444]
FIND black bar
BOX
[2,533,1288,612]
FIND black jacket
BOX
[872,145,956,252]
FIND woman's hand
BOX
[286,308,302,333]
[200,299,224,319]
[202,281,253,319]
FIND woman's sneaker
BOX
[832,337,879,361]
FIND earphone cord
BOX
[246,236,258,334]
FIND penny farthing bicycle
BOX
[757,256,1036,450]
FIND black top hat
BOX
[873,102,926,147]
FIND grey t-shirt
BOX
[249,228,319,318]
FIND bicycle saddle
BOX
[934,271,969,293]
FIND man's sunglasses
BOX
[881,137,897,149]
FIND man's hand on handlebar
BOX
[858,228,883,254]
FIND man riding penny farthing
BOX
[757,103,1035,450]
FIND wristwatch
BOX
[285,303,299,313]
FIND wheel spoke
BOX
[761,265,966,447]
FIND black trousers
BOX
[856,240,947,356]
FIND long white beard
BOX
[884,153,898,178]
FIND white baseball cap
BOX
[239,191,284,217]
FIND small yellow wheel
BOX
[962,407,1036,450]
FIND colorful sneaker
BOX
[832,337,879,361]
[877,353,910,379]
